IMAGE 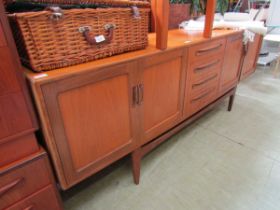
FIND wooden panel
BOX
[0,92,33,140]
[220,33,243,95]
[41,62,139,189]
[0,4,38,165]
[0,22,7,47]
[140,50,185,143]
[0,48,21,96]
[6,185,61,210]
[0,157,51,209]
[59,75,133,170]
[0,133,39,167]
[189,38,226,63]
[240,35,262,80]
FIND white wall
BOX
[267,0,280,34]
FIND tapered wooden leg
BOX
[131,149,142,185]
[228,93,235,111]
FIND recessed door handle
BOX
[132,85,139,106]
[192,74,218,88]
[191,88,215,103]
[194,60,220,72]
[138,84,144,105]
[0,178,24,198]
[196,43,222,56]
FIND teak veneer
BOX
[25,29,262,190]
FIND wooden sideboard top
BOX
[25,29,242,84]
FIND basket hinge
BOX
[46,6,64,20]
[131,6,141,19]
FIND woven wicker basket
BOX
[9,7,150,71]
[4,0,150,7]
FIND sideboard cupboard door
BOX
[41,62,139,189]
[219,33,243,95]
[139,49,186,144]
[240,34,262,80]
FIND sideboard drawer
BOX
[5,185,61,210]
[189,38,226,63]
[189,56,222,83]
[184,85,218,117]
[0,133,39,167]
[189,73,219,97]
[0,156,51,209]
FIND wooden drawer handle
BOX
[191,89,214,103]
[23,205,34,210]
[138,84,144,105]
[196,44,222,56]
[0,178,24,197]
[194,59,220,72]
[192,74,218,88]
[132,85,139,106]
[132,84,144,106]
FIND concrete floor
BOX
[63,66,280,210]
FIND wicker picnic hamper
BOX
[4,0,151,7]
[9,6,150,71]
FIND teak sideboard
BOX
[25,29,262,190]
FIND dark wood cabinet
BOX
[0,3,62,209]
[139,49,186,144]
[0,49,21,95]
[6,185,62,210]
[240,34,263,80]
[0,149,63,210]
[219,33,243,95]
[0,1,38,167]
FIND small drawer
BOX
[5,185,62,210]
[185,86,218,117]
[0,155,51,209]
[0,134,39,167]
[189,73,219,97]
[189,38,226,63]
[189,56,222,83]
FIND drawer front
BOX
[185,85,218,117]
[5,185,62,210]
[189,38,226,63]
[0,134,39,167]
[189,56,222,84]
[189,73,219,97]
[0,157,51,209]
